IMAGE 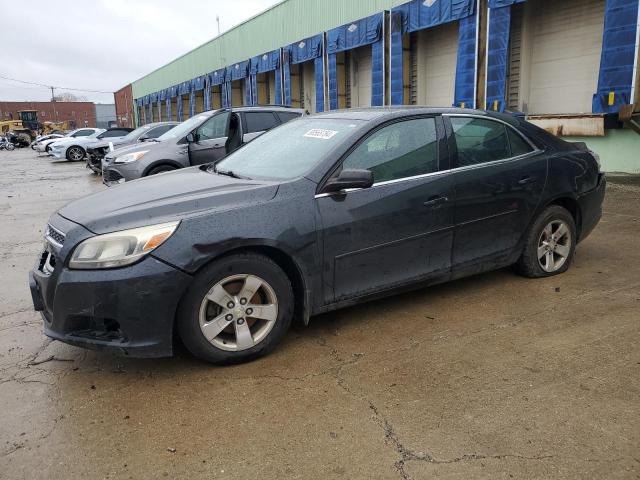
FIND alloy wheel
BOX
[68,147,83,161]
[537,220,572,273]
[198,274,278,351]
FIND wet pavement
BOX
[1,148,639,479]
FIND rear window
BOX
[276,112,302,123]
[244,112,279,133]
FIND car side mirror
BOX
[185,132,197,143]
[321,169,374,194]
[139,135,150,142]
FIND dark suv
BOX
[86,122,178,174]
[102,106,304,186]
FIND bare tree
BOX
[53,92,88,102]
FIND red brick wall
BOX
[114,85,134,128]
[0,102,96,129]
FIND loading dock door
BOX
[301,62,316,112]
[522,0,605,114]
[414,22,458,107]
[351,46,372,107]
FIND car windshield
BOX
[119,125,152,142]
[213,118,362,180]
[156,113,214,142]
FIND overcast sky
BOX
[0,0,280,104]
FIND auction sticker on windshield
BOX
[304,129,338,140]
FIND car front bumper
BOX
[102,161,143,186]
[29,252,192,358]
[50,149,65,159]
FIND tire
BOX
[45,144,52,153]
[177,252,294,364]
[515,205,577,278]
[147,165,177,176]
[6,143,15,151]
[66,146,85,161]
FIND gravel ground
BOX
[1,148,639,479]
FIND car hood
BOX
[104,140,163,160]
[58,166,279,234]
[89,138,131,150]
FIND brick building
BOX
[114,84,134,128]
[0,101,96,129]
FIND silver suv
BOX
[102,106,304,186]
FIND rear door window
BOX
[342,117,439,183]
[73,129,94,137]
[450,117,511,167]
[276,112,302,124]
[244,112,280,133]
[147,124,175,138]
[507,127,534,157]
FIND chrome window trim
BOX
[314,114,543,199]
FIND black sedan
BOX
[29,108,605,364]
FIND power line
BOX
[0,74,113,94]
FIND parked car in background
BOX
[30,108,605,364]
[102,106,304,185]
[35,128,103,154]
[49,127,133,161]
[31,134,64,150]
[86,122,178,174]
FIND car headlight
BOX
[69,221,179,269]
[114,150,148,164]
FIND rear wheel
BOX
[5,142,15,151]
[516,205,576,278]
[147,165,176,176]
[66,146,85,161]
[177,253,294,364]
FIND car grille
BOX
[46,224,65,247]
[104,169,124,183]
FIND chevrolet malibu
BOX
[29,108,605,364]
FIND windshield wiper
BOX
[216,169,247,179]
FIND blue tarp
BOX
[327,13,384,109]
[454,12,478,108]
[593,0,640,113]
[314,56,325,112]
[136,98,143,107]
[166,95,172,120]
[209,68,226,86]
[289,34,323,64]
[371,39,384,106]
[286,34,325,111]
[176,94,183,121]
[227,61,250,81]
[189,80,196,117]
[485,5,511,112]
[283,48,291,106]
[178,81,190,96]
[142,95,150,106]
[222,83,231,108]
[250,50,280,74]
[204,75,212,111]
[390,0,476,105]
[393,0,474,33]
[250,50,281,106]
[390,12,404,105]
[327,12,383,54]
[488,0,525,7]
[192,75,205,91]
[169,85,178,97]
[245,77,252,105]
[159,89,167,101]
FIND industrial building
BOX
[0,101,97,129]
[117,0,640,173]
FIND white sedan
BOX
[49,128,132,161]
[35,128,102,154]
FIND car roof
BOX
[311,106,521,126]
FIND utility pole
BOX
[50,86,58,122]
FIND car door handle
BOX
[518,176,537,185]
[423,196,448,207]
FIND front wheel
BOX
[147,165,177,176]
[177,253,294,364]
[5,143,15,151]
[66,146,85,161]
[516,205,577,278]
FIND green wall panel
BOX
[563,129,640,174]
[132,0,407,98]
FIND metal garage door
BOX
[415,22,459,107]
[524,0,605,114]
[351,46,372,107]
